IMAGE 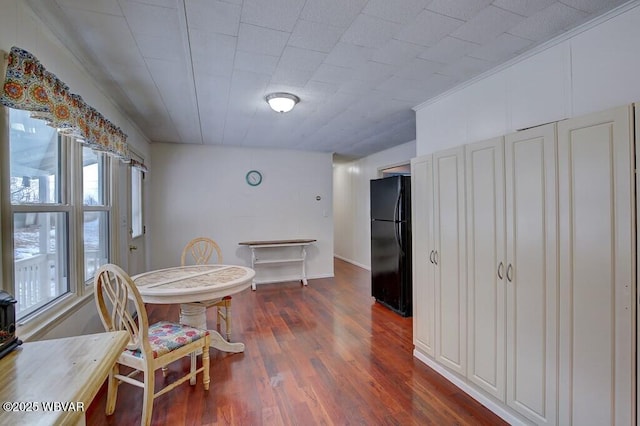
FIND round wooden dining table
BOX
[131,264,255,353]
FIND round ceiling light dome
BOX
[265,92,300,113]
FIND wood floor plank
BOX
[86,258,507,425]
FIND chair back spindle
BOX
[181,237,223,266]
[94,264,148,352]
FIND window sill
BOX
[16,291,96,342]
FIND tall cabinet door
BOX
[465,137,505,400]
[411,155,435,357]
[558,105,635,426]
[433,146,466,375]
[505,123,558,425]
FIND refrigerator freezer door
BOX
[370,176,402,221]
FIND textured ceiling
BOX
[26,0,629,158]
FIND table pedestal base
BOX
[179,304,245,353]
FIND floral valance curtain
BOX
[1,46,130,162]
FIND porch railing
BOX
[14,254,54,314]
[14,250,102,315]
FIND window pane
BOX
[83,147,105,205]
[84,211,109,282]
[10,109,60,204]
[14,212,69,319]
[131,168,143,238]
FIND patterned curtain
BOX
[1,46,130,162]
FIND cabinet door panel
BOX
[434,147,466,375]
[505,123,557,425]
[466,137,505,400]
[411,156,435,356]
[558,105,634,426]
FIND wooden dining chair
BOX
[94,264,210,426]
[181,237,233,341]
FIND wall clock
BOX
[246,170,262,186]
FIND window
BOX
[131,166,144,238]
[6,108,113,320]
[82,146,110,282]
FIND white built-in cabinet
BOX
[412,105,635,425]
[432,147,467,376]
[465,136,506,402]
[411,147,467,375]
[411,155,435,357]
[557,105,635,426]
[464,125,557,425]
[504,124,558,425]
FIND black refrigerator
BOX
[370,175,412,317]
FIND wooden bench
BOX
[0,331,129,425]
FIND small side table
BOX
[239,239,316,290]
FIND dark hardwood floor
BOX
[87,258,506,425]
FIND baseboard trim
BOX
[253,273,334,286]
[333,255,370,271]
[413,349,527,426]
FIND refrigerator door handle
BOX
[394,189,401,222]
[395,221,404,256]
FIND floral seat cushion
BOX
[125,321,209,359]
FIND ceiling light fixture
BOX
[265,92,299,113]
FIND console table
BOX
[239,239,316,290]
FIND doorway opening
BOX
[380,163,410,177]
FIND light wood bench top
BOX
[0,330,129,425]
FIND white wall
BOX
[333,140,416,269]
[149,143,334,281]
[0,0,151,339]
[415,1,640,155]
[41,301,106,340]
